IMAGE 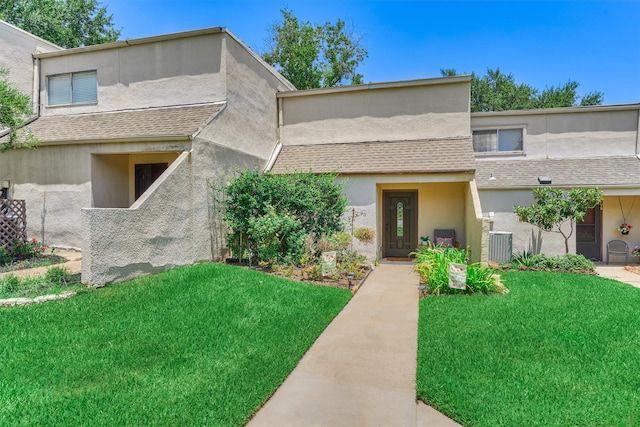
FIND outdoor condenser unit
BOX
[489,231,513,263]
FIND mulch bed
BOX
[623,265,640,275]
[228,261,371,291]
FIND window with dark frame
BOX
[47,70,97,106]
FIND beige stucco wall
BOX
[339,174,471,260]
[38,33,226,116]
[0,140,188,249]
[472,106,640,159]
[0,20,60,107]
[279,78,471,145]
[479,189,640,259]
[602,195,640,261]
[479,188,570,256]
[80,33,290,286]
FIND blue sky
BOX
[102,0,640,105]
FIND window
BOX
[473,128,523,153]
[47,71,97,106]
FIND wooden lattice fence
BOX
[0,199,27,253]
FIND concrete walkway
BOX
[595,263,640,288]
[247,261,460,427]
[0,249,82,279]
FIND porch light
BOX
[488,173,496,181]
[538,176,552,185]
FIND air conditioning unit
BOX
[489,231,513,263]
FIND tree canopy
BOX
[0,0,120,48]
[262,8,368,89]
[0,68,37,151]
[441,68,603,112]
[513,187,603,254]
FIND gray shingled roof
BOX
[476,156,640,188]
[0,104,222,144]
[270,138,476,174]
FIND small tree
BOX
[513,187,603,254]
[0,68,38,151]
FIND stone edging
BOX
[1,291,76,308]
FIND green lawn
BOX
[417,271,640,427]
[0,263,351,426]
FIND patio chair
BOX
[606,240,629,264]
[434,229,456,248]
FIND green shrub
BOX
[45,266,71,286]
[512,251,534,268]
[248,209,306,266]
[528,253,596,272]
[11,238,46,258]
[0,274,20,296]
[219,170,346,265]
[0,245,11,265]
[412,245,498,295]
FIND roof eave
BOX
[35,135,193,146]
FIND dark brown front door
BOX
[383,191,418,257]
[576,206,602,261]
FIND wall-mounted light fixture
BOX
[488,173,497,181]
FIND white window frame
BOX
[47,70,97,106]
[472,126,525,155]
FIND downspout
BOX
[32,56,40,116]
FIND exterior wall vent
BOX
[489,231,513,263]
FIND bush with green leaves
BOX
[248,208,307,266]
[527,253,596,273]
[12,238,46,259]
[219,170,346,265]
[0,245,11,265]
[412,245,498,295]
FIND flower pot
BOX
[621,230,630,235]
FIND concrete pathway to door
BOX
[247,260,461,427]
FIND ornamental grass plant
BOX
[412,245,498,295]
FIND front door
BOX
[576,206,602,260]
[383,191,418,257]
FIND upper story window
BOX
[47,70,97,106]
[472,128,523,153]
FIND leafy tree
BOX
[513,187,603,254]
[441,68,603,112]
[220,170,346,265]
[0,68,37,151]
[263,8,368,89]
[0,0,120,48]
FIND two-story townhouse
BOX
[0,22,294,285]
[472,104,640,261]
[2,19,639,286]
[268,77,489,263]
